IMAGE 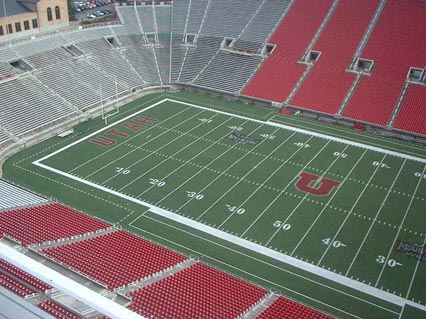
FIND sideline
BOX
[33,98,426,312]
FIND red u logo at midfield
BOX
[295,172,340,196]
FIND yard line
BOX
[129,213,400,316]
[93,108,208,183]
[217,132,299,228]
[161,125,277,216]
[405,234,426,299]
[345,158,407,276]
[264,140,334,247]
[120,114,233,193]
[189,127,284,221]
[374,164,426,288]
[69,104,193,174]
[135,117,241,198]
[170,98,426,163]
[290,148,367,256]
[317,154,387,266]
[283,144,352,255]
[215,132,298,228]
[152,121,263,206]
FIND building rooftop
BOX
[0,0,38,19]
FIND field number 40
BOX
[322,238,346,248]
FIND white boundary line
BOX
[32,98,426,312]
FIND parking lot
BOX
[72,0,116,21]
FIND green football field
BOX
[4,92,426,319]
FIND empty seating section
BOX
[0,259,52,293]
[177,0,261,85]
[343,0,426,126]
[194,51,262,93]
[0,62,14,78]
[39,300,80,319]
[129,262,267,319]
[0,77,75,136]
[137,7,156,33]
[0,180,47,210]
[116,7,144,35]
[38,301,79,319]
[41,230,187,289]
[394,86,426,136]
[156,33,171,84]
[186,0,209,34]
[35,59,126,110]
[178,36,222,83]
[77,39,145,88]
[233,0,292,53]
[0,203,110,246]
[201,0,259,38]
[290,0,379,114]
[66,27,115,44]
[170,0,190,82]
[28,47,75,69]
[257,297,334,319]
[13,36,67,58]
[119,36,162,84]
[155,6,172,33]
[0,272,36,297]
[0,47,18,62]
[242,0,333,102]
[115,7,164,84]
[0,131,10,148]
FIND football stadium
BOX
[0,0,425,318]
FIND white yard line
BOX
[317,154,388,266]
[35,98,426,169]
[156,124,271,211]
[129,220,371,319]
[98,109,216,187]
[290,147,366,256]
[217,132,297,228]
[68,100,189,174]
[187,126,281,221]
[265,140,332,247]
[91,108,207,182]
[128,211,398,316]
[32,98,426,313]
[405,234,426,300]
[33,150,425,314]
[345,158,407,276]
[121,114,232,193]
[374,164,426,288]
[135,117,240,199]
[240,136,316,238]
